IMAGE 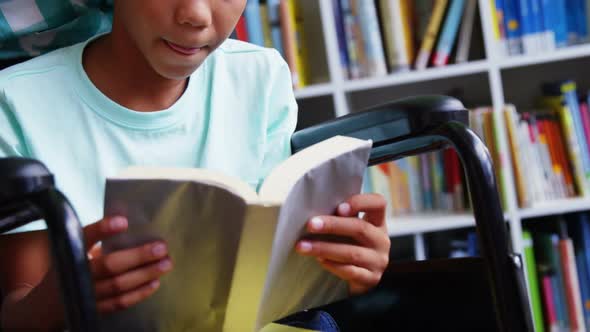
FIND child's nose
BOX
[175,0,213,29]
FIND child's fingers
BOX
[296,241,388,272]
[94,257,172,300]
[83,216,128,251]
[97,279,161,313]
[316,259,380,295]
[338,194,387,227]
[91,241,168,279]
[306,216,389,250]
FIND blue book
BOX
[267,0,284,56]
[432,0,466,66]
[332,0,349,79]
[467,232,479,257]
[566,0,580,43]
[551,234,571,330]
[570,213,590,326]
[562,81,590,179]
[575,0,588,41]
[553,0,570,47]
[529,0,545,49]
[244,0,265,46]
[504,0,524,54]
[519,0,536,53]
[540,0,557,49]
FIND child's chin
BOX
[155,63,199,80]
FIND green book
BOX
[523,231,545,332]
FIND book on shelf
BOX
[334,0,481,78]
[492,0,589,56]
[525,215,590,332]
[497,79,590,208]
[98,136,372,331]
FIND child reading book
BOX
[0,1,390,331]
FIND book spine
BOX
[236,15,250,41]
[540,0,558,50]
[387,0,412,70]
[553,0,570,47]
[566,0,581,44]
[355,0,388,76]
[574,245,590,329]
[504,0,524,55]
[523,231,546,332]
[503,106,529,207]
[559,238,587,332]
[455,0,477,63]
[562,82,590,183]
[244,0,265,46]
[340,0,361,79]
[493,0,509,56]
[267,0,285,56]
[279,0,300,88]
[350,0,369,77]
[542,275,560,331]
[333,0,351,79]
[518,0,536,54]
[292,1,309,87]
[399,0,416,64]
[415,0,449,70]
[548,119,576,196]
[433,0,465,67]
[259,3,274,48]
[530,0,547,51]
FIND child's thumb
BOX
[83,216,128,251]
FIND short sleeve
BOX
[0,90,28,158]
[0,90,46,233]
[257,52,299,190]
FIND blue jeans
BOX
[276,310,340,332]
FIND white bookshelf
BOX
[293,0,590,265]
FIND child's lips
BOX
[165,40,204,56]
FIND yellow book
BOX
[260,3,274,48]
[293,0,309,87]
[415,0,449,70]
[503,105,529,207]
[490,0,500,40]
[399,0,416,63]
[279,0,300,88]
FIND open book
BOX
[100,135,372,332]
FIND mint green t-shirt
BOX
[0,37,298,233]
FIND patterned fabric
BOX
[0,0,112,59]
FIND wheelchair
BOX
[0,95,534,331]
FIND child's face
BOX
[115,0,246,79]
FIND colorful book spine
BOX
[244,0,265,46]
[504,0,524,55]
[493,0,509,56]
[267,0,284,56]
[354,0,388,76]
[415,0,448,70]
[558,235,586,332]
[382,0,412,71]
[455,0,477,63]
[399,0,416,64]
[333,0,350,79]
[541,275,560,332]
[523,231,546,332]
[433,0,466,67]
[540,0,558,50]
[259,2,274,48]
[561,82,590,183]
[340,0,361,79]
[235,15,249,41]
[503,105,530,207]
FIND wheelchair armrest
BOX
[291,95,468,165]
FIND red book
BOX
[558,238,586,331]
[235,15,249,41]
[579,102,590,160]
[541,275,559,331]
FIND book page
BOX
[100,179,250,332]
[255,138,372,328]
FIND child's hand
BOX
[83,217,173,313]
[295,194,390,295]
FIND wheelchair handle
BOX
[292,95,533,332]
